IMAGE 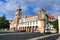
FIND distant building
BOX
[58,16,60,34]
[9,6,55,33]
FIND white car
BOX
[45,29,57,33]
[50,29,57,33]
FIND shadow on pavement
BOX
[0,33,45,40]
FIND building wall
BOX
[37,19,45,33]
[18,20,41,28]
[17,18,44,33]
[9,14,55,33]
[58,16,60,33]
[9,7,55,33]
[18,17,41,32]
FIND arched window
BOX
[36,20,38,24]
[33,21,34,25]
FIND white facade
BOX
[18,16,41,28]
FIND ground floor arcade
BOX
[10,26,44,33]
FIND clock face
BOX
[42,15,44,18]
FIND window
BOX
[28,22,29,26]
[33,21,34,25]
[36,20,38,24]
[30,21,32,25]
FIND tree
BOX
[0,15,10,29]
[53,19,58,30]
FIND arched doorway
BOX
[14,27,15,30]
[19,27,20,30]
[29,26,31,32]
[36,26,38,30]
[33,26,34,30]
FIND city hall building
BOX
[9,6,55,33]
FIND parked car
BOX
[45,29,57,33]
[45,29,51,34]
[50,29,57,33]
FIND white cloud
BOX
[29,0,35,1]
[33,7,40,13]
[53,4,60,11]
[0,0,27,14]
[0,0,60,19]
[52,12,60,18]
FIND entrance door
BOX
[29,27,31,32]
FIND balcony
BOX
[48,19,55,22]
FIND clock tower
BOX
[39,8,46,33]
[15,6,22,30]
[15,6,22,18]
[40,8,46,19]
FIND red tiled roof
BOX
[46,14,55,19]
[26,13,55,19]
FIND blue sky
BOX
[0,0,60,20]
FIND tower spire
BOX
[16,5,22,12]
[16,0,22,12]
[40,8,46,18]
[15,0,22,18]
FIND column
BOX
[26,27,27,32]
[27,27,29,32]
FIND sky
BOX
[0,0,60,20]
